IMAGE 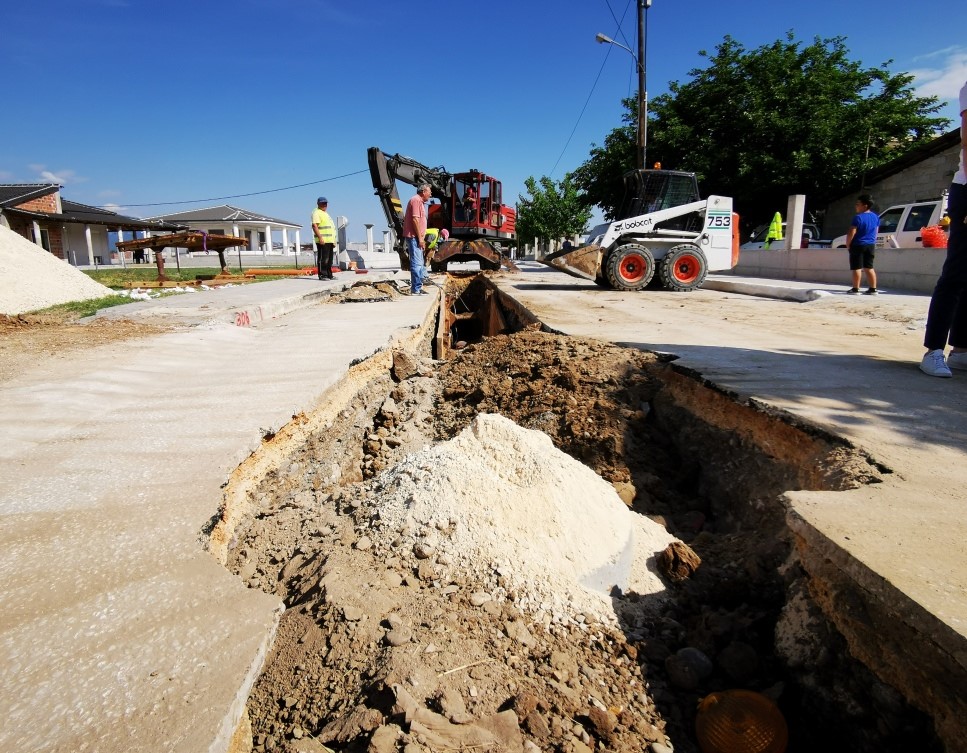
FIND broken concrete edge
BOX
[654,361,892,483]
[202,297,437,753]
[214,601,285,753]
[207,296,438,566]
[785,500,967,749]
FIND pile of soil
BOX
[0,224,114,314]
[230,329,934,753]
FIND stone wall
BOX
[823,141,959,238]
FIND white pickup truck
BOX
[832,198,945,248]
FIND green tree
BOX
[516,174,593,251]
[575,32,950,224]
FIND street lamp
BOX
[596,0,651,170]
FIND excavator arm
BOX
[367,147,452,256]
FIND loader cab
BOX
[619,169,701,219]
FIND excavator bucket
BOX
[429,240,519,273]
[539,244,605,283]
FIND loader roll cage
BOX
[619,169,703,233]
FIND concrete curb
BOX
[703,278,830,302]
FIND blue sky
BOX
[1,0,965,241]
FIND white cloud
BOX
[101,203,126,213]
[909,48,967,100]
[28,165,87,185]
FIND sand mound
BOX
[0,225,114,314]
[370,412,678,622]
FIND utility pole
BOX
[637,0,651,170]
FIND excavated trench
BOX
[214,276,944,753]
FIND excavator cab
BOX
[452,171,506,232]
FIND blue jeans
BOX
[406,236,425,293]
[924,182,967,349]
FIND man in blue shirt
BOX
[846,194,879,294]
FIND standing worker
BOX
[312,197,336,280]
[404,184,431,295]
[920,78,967,378]
[845,194,879,295]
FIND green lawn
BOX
[83,267,293,288]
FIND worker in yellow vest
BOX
[312,197,336,280]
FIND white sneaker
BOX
[947,351,967,371]
[920,349,952,378]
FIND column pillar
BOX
[85,225,94,265]
[295,230,301,264]
[365,224,375,254]
[117,228,127,268]
[264,223,271,257]
[281,227,289,255]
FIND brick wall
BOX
[16,194,59,213]
[6,217,66,259]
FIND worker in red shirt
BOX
[403,184,430,295]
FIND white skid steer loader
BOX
[541,169,738,291]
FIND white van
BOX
[832,198,946,248]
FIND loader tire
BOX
[605,244,655,291]
[658,244,707,292]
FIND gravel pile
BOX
[0,225,113,314]
[368,413,678,623]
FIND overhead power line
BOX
[103,169,369,209]
[548,0,634,178]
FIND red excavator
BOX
[367,147,517,272]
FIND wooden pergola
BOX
[115,232,248,282]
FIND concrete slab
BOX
[0,278,438,752]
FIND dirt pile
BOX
[0,225,113,314]
[231,327,935,753]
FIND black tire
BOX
[658,244,708,291]
[604,244,655,291]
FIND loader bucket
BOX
[539,244,605,283]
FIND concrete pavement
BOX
[0,273,437,753]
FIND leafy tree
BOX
[516,174,593,250]
[575,32,950,224]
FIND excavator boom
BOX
[367,146,517,273]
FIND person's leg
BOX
[323,243,335,278]
[316,243,324,279]
[848,248,861,291]
[925,184,967,350]
[406,237,422,293]
[411,241,425,294]
[865,266,878,290]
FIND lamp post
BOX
[596,0,651,170]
